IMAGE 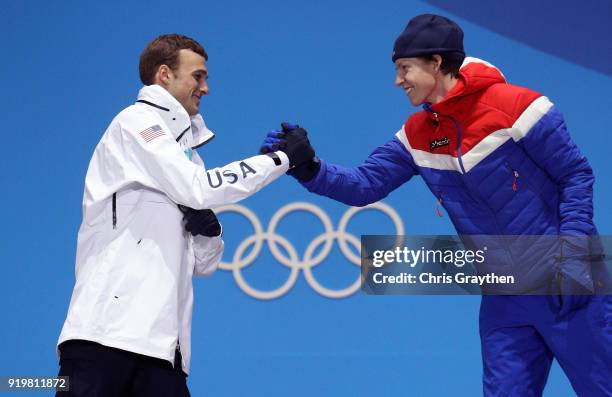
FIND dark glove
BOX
[259,122,316,169]
[178,205,222,237]
[553,252,594,317]
[554,272,593,318]
[287,155,321,183]
[281,123,321,182]
[257,122,320,181]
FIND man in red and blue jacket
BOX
[261,14,611,397]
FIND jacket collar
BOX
[422,57,506,114]
[135,85,215,148]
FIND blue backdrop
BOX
[1,0,611,396]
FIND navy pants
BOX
[56,340,190,397]
[480,295,612,397]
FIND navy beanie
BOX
[392,14,465,62]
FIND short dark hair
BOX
[139,34,208,85]
[420,53,464,78]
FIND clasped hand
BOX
[259,122,320,181]
[178,205,222,237]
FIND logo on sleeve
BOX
[139,125,165,143]
[430,137,449,151]
[207,161,257,188]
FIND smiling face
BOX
[160,49,209,115]
[394,57,439,106]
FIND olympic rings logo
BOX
[215,202,404,300]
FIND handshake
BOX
[259,122,321,182]
[180,122,320,238]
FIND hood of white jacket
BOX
[136,84,215,148]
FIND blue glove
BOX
[178,205,222,237]
[259,130,287,154]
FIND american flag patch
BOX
[139,125,165,142]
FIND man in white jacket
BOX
[56,34,312,396]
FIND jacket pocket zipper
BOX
[112,193,117,229]
[512,170,520,192]
[436,196,444,217]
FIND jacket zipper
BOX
[112,193,117,229]
[423,103,466,174]
[451,117,466,174]
[422,103,516,265]
[423,104,503,230]
[174,339,182,370]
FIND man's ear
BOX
[154,64,172,87]
[432,54,442,72]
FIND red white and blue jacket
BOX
[302,58,599,292]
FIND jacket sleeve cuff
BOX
[300,159,327,191]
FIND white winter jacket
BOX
[58,85,289,373]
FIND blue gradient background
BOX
[1,0,610,396]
